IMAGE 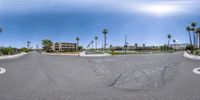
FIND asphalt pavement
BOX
[0,51,200,100]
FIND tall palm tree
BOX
[142,44,145,50]
[196,28,200,49]
[186,26,192,45]
[27,41,31,49]
[102,28,108,50]
[173,39,176,50]
[196,32,199,49]
[91,40,94,49]
[167,34,172,50]
[95,36,98,50]
[191,22,197,47]
[0,28,2,33]
[135,43,138,50]
[76,37,80,51]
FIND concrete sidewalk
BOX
[183,51,200,60]
[42,52,79,56]
[79,51,111,57]
[0,52,29,60]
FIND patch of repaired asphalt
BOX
[88,53,182,91]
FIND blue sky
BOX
[0,0,200,48]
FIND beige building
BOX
[170,43,188,50]
[51,42,76,52]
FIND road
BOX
[0,52,200,100]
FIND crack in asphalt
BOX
[108,73,123,87]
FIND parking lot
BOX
[0,52,200,100]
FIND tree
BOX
[42,39,53,52]
[91,40,94,49]
[27,41,31,49]
[124,35,128,54]
[160,44,167,51]
[143,44,145,49]
[102,28,108,50]
[1,47,14,55]
[76,37,80,51]
[20,47,29,52]
[0,28,2,33]
[196,28,200,49]
[191,22,197,47]
[78,46,83,51]
[110,44,113,48]
[173,39,176,50]
[186,45,194,52]
[186,26,192,45]
[167,34,172,50]
[135,43,138,50]
[95,36,98,50]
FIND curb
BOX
[0,52,29,60]
[79,51,111,57]
[42,52,79,56]
[183,51,200,60]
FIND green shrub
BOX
[20,47,30,52]
[194,50,200,55]
[1,47,14,55]
[78,46,83,51]
[186,45,194,52]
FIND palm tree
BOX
[0,28,2,33]
[196,28,200,49]
[167,34,172,50]
[186,26,192,45]
[173,39,176,50]
[102,28,108,50]
[196,32,199,49]
[27,41,31,49]
[191,22,197,47]
[95,36,98,50]
[42,39,53,52]
[135,43,138,50]
[76,37,80,51]
[143,43,145,48]
[91,40,94,49]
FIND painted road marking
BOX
[193,67,200,75]
[0,67,6,75]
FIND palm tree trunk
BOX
[104,34,106,50]
[76,41,78,51]
[196,34,198,48]
[193,32,196,47]
[199,33,200,49]
[189,31,192,45]
[95,40,97,50]
[174,43,176,50]
[167,39,170,50]
[92,42,93,49]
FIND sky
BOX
[0,0,200,48]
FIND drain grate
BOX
[0,67,6,75]
[193,67,200,75]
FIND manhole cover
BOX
[0,67,6,75]
[193,67,200,74]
